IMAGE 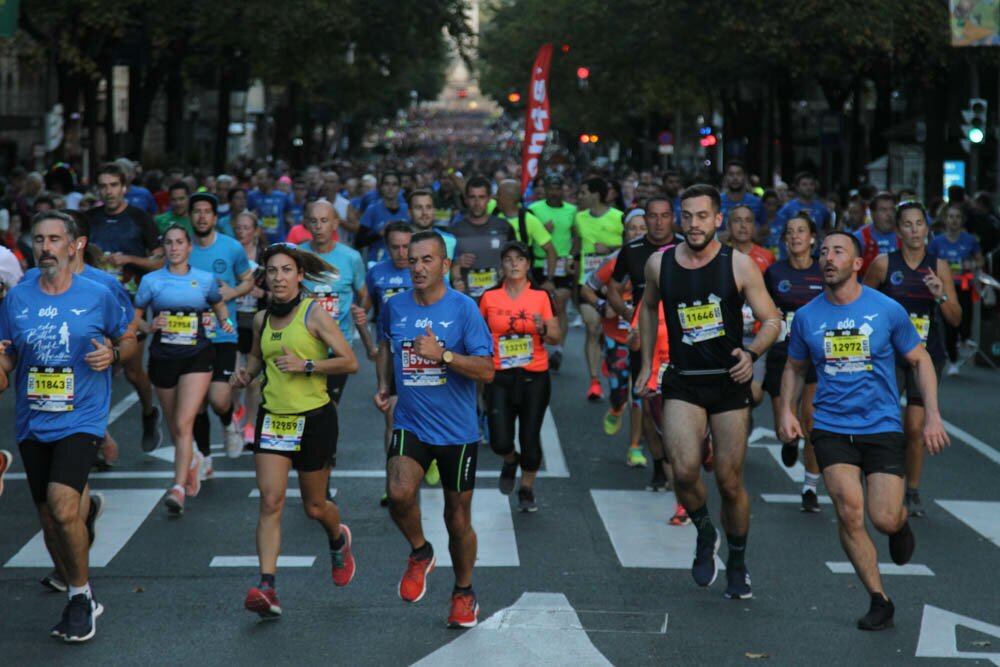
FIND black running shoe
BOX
[517,487,537,513]
[646,465,668,492]
[499,453,519,495]
[889,522,915,565]
[857,593,894,631]
[40,569,67,593]
[801,489,820,513]
[781,439,799,467]
[723,565,752,599]
[141,406,162,452]
[549,350,563,373]
[86,492,105,547]
[62,594,96,642]
[906,491,925,518]
[691,529,720,587]
[52,598,103,638]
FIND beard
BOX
[685,228,716,251]
[193,225,213,238]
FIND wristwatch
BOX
[748,350,760,363]
[442,350,455,365]
[935,295,949,304]
[304,359,315,376]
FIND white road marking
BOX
[916,605,1000,665]
[540,407,569,478]
[108,392,139,425]
[825,561,934,576]
[248,488,336,499]
[942,418,1000,467]
[590,489,725,570]
[761,493,831,505]
[936,500,1000,546]
[420,488,519,567]
[760,445,805,483]
[5,489,162,568]
[412,592,613,666]
[210,556,315,567]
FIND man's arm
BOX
[220,269,254,302]
[776,356,809,442]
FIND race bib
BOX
[949,261,962,274]
[823,328,872,374]
[401,339,446,386]
[317,294,341,319]
[498,334,533,369]
[583,253,606,274]
[468,269,497,297]
[236,293,258,313]
[910,314,930,342]
[27,366,74,412]
[741,304,756,338]
[655,361,669,392]
[202,312,218,340]
[262,216,279,230]
[259,413,305,452]
[553,257,568,277]
[678,303,725,344]
[162,311,199,345]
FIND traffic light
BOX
[507,92,521,103]
[579,134,591,144]
[961,98,988,151]
[700,134,717,147]
[589,134,599,143]
[576,66,589,90]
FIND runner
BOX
[762,212,825,511]
[87,162,163,453]
[928,202,984,376]
[356,171,410,264]
[133,225,235,515]
[864,202,961,517]
[249,170,292,244]
[375,230,495,628]
[635,184,781,600]
[450,176,514,300]
[231,244,358,619]
[188,193,255,476]
[0,210,135,642]
[769,172,831,259]
[528,173,577,370]
[232,211,268,444]
[719,161,764,243]
[408,189,458,266]
[856,192,900,276]
[479,241,560,512]
[779,230,950,630]
[492,179,558,290]
[155,182,193,235]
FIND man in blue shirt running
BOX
[0,210,136,643]
[769,172,831,259]
[779,231,949,632]
[375,230,494,629]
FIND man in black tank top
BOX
[635,184,781,600]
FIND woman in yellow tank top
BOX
[231,244,358,619]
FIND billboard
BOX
[951,1,1000,46]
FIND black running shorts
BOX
[388,429,478,492]
[811,428,905,477]
[660,369,752,414]
[211,343,238,383]
[19,433,101,504]
[148,345,214,389]
[252,401,338,472]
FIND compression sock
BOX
[194,412,211,456]
[259,573,275,588]
[329,532,346,551]
[688,504,715,541]
[727,533,747,569]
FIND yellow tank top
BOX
[260,298,330,414]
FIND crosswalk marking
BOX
[759,445,805,483]
[5,489,162,568]
[936,500,1000,546]
[761,493,831,505]
[421,489,519,567]
[210,556,315,567]
[825,561,934,576]
[590,489,725,570]
[540,408,569,478]
[248,488,337,499]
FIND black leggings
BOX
[945,288,975,362]
[485,369,551,472]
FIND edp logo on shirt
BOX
[38,306,58,318]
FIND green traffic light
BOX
[969,127,986,144]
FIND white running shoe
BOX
[224,422,244,459]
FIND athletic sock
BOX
[410,542,433,560]
[68,583,92,600]
[194,412,211,456]
[453,584,473,595]
[688,504,715,541]
[727,533,747,569]
[215,405,234,427]
[329,532,346,551]
[802,472,820,494]
[905,487,919,497]
[259,573,275,588]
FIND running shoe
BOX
[701,431,714,473]
[399,552,436,603]
[242,423,256,445]
[857,594,894,631]
[587,378,603,402]
[245,585,282,619]
[0,449,11,497]
[52,598,102,638]
[945,362,960,377]
[647,465,668,492]
[549,350,563,372]
[517,487,537,513]
[141,406,162,452]
[692,528,721,587]
[626,446,648,468]
[62,593,96,643]
[331,524,356,587]
[906,491,925,518]
[669,503,690,526]
[724,566,753,600]
[100,436,119,466]
[603,407,624,435]
[447,590,480,629]
[164,487,185,515]
[40,570,67,593]
[185,451,204,497]
[233,403,246,426]
[889,522,915,566]
[224,422,244,459]
[424,459,441,486]
[801,489,820,513]
[198,454,214,482]
[499,452,519,495]
[781,439,799,467]
[85,492,105,547]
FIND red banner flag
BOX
[520,43,553,195]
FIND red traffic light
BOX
[576,67,590,80]
[699,134,718,147]
[561,44,570,53]
[507,92,521,103]
[579,134,591,144]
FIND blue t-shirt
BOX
[250,191,291,243]
[299,241,366,338]
[928,231,981,279]
[360,200,410,263]
[788,286,922,435]
[0,274,130,443]
[215,215,236,238]
[125,185,158,216]
[134,266,222,359]
[23,265,133,325]
[773,199,831,259]
[366,259,412,341]
[378,288,494,445]
[853,224,899,256]
[190,233,250,344]
[721,192,764,229]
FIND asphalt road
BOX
[2,325,1000,666]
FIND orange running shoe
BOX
[331,524,356,586]
[587,378,603,402]
[669,503,691,526]
[399,552,436,603]
[245,585,281,619]
[447,590,480,628]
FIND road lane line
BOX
[942,418,1000,467]
[936,500,1000,546]
[825,561,934,576]
[210,556,315,567]
[421,488,518,567]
